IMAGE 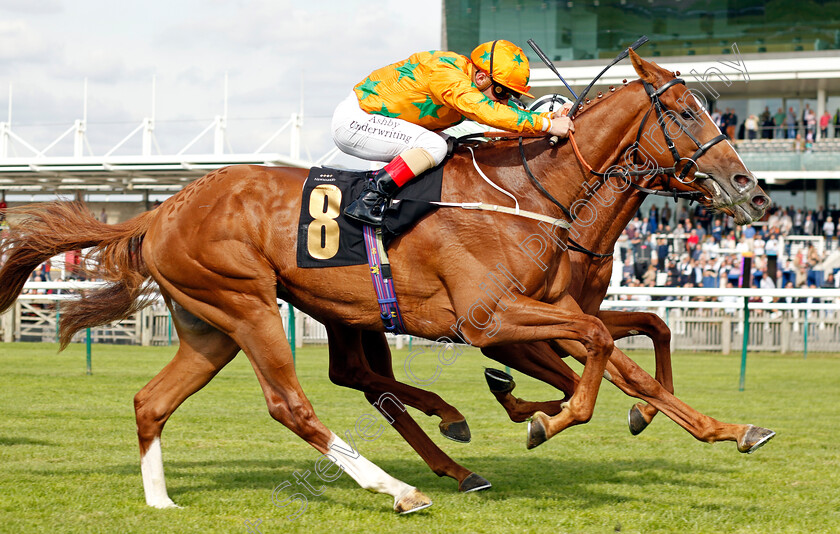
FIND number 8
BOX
[307,184,342,260]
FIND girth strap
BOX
[362,225,407,334]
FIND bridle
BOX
[516,77,729,257]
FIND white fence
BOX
[5,283,840,353]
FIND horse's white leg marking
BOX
[327,432,416,508]
[141,437,179,509]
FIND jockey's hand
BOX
[548,114,574,138]
[558,101,573,116]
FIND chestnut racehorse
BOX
[317,51,773,489]
[0,51,771,513]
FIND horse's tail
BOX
[0,201,156,349]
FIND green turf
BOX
[0,342,838,533]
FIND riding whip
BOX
[569,35,649,117]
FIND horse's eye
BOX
[680,110,694,121]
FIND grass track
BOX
[1,342,839,533]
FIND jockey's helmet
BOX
[470,40,535,99]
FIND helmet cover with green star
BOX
[470,40,534,98]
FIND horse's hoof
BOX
[459,473,492,493]
[394,488,433,514]
[738,425,776,454]
[147,498,181,509]
[440,419,471,443]
[526,412,549,450]
[628,403,650,436]
[484,368,515,394]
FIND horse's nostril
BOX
[733,174,752,189]
[752,195,768,208]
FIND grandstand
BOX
[443,0,840,210]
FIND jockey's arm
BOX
[429,62,555,136]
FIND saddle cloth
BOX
[296,165,444,268]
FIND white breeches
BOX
[331,92,448,165]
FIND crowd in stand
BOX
[713,105,840,147]
[616,203,840,293]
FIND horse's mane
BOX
[451,76,643,155]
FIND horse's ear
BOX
[629,49,659,85]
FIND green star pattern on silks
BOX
[438,56,458,67]
[512,106,536,126]
[413,96,443,119]
[478,94,495,108]
[356,77,380,100]
[371,104,400,118]
[513,53,524,65]
[480,50,491,63]
[396,61,419,82]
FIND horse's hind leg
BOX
[325,321,469,443]
[481,342,577,423]
[357,329,491,493]
[134,300,239,508]
[229,310,430,513]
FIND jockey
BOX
[332,39,574,225]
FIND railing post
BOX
[1,305,13,342]
[803,309,809,359]
[739,297,750,391]
[85,328,92,375]
[55,302,61,344]
[295,309,304,350]
[288,305,296,365]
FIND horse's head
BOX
[627,50,769,224]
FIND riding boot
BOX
[344,148,436,226]
[344,168,401,225]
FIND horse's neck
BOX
[535,86,652,253]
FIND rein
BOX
[455,76,728,259]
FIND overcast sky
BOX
[0,0,443,164]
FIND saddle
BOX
[296,165,444,268]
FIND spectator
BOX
[786,107,797,139]
[803,104,816,139]
[759,106,773,139]
[824,216,835,246]
[660,203,672,228]
[820,110,832,139]
[834,108,840,137]
[656,237,670,270]
[745,114,759,139]
[773,107,787,139]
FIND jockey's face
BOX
[474,70,510,104]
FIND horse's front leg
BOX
[596,309,674,434]
[457,294,614,449]
[592,346,774,453]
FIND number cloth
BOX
[296,166,444,268]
